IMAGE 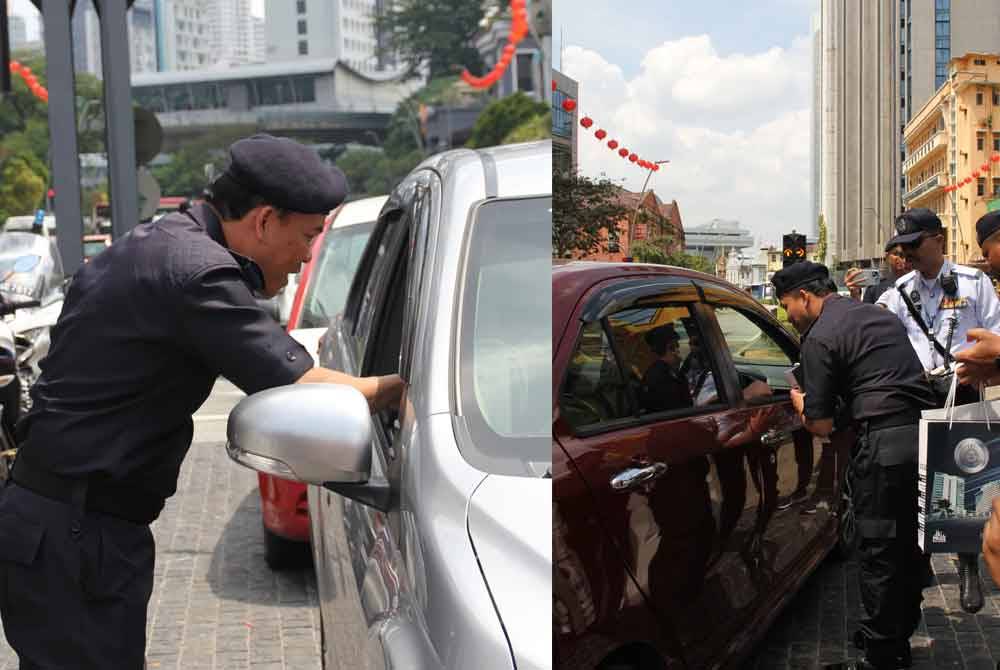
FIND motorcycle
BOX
[0,294,41,481]
[0,232,66,415]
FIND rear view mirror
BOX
[226,384,371,485]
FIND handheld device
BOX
[784,363,803,389]
[853,268,881,288]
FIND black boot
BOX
[958,553,983,614]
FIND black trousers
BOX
[850,423,924,661]
[0,481,154,669]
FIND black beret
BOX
[225,134,347,214]
[977,210,1000,247]
[771,261,830,297]
[886,207,943,247]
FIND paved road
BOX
[0,379,323,670]
[750,551,1000,669]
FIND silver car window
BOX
[298,222,374,329]
[457,196,550,476]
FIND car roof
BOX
[329,195,388,230]
[552,261,749,338]
[414,140,550,200]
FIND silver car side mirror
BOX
[226,384,372,485]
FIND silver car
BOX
[227,141,551,669]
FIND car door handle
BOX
[760,428,790,446]
[610,462,668,491]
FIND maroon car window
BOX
[560,304,723,431]
[710,305,796,404]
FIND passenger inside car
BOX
[639,324,693,413]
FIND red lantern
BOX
[973,170,981,178]
[551,80,556,91]
[595,129,607,140]
[619,148,628,157]
[608,140,618,149]
[629,154,638,162]
[580,117,593,129]
[993,154,1000,162]
[561,99,577,112]
[652,164,660,172]
[983,163,991,172]
[21,67,31,77]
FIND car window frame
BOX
[558,280,730,438]
[696,281,801,408]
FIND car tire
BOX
[264,528,312,571]
[831,475,858,561]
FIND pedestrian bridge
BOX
[131,59,422,149]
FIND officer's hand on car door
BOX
[954,328,1000,386]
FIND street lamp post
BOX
[625,159,670,261]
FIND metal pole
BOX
[95,0,138,240]
[627,160,668,259]
[1,2,10,96]
[42,0,85,274]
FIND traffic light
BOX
[782,233,807,268]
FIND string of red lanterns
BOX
[941,154,1000,193]
[558,94,659,171]
[7,61,48,103]
[460,0,529,89]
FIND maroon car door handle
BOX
[610,462,669,491]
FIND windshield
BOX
[458,196,550,476]
[0,232,64,303]
[298,222,374,329]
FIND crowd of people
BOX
[773,207,1000,670]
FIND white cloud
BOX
[563,35,813,247]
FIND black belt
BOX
[11,455,163,525]
[859,412,920,433]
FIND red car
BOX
[257,196,384,569]
[553,262,855,669]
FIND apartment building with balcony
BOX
[903,52,1000,263]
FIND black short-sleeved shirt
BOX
[640,360,692,413]
[801,295,936,423]
[16,203,313,504]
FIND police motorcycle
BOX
[0,291,41,481]
[0,232,66,416]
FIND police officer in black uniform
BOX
[772,262,936,670]
[0,134,405,669]
[976,210,1000,299]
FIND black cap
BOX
[771,261,830,297]
[225,134,347,214]
[886,208,943,247]
[976,210,1000,247]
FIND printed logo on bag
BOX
[939,296,969,310]
[933,529,947,543]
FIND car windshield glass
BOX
[298,222,374,328]
[459,196,550,476]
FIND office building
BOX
[552,68,577,175]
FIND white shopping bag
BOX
[918,376,1000,553]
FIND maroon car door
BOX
[555,276,795,668]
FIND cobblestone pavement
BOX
[750,552,1000,669]
[0,380,323,669]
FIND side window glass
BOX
[710,305,795,403]
[606,305,721,413]
[560,303,723,433]
[560,321,632,430]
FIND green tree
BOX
[151,127,250,197]
[552,170,628,258]
[0,154,47,224]
[375,0,495,79]
[467,92,548,149]
[502,110,550,144]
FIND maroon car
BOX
[553,262,856,670]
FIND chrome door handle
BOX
[760,429,790,446]
[610,462,668,491]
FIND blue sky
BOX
[555,0,820,248]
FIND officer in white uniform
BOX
[876,207,1000,614]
